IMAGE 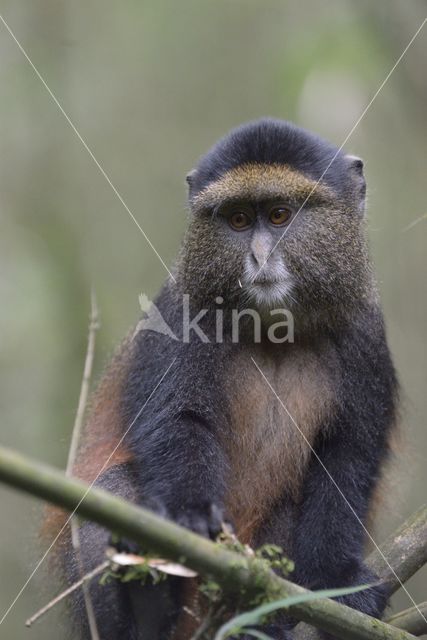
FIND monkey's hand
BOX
[108,501,232,557]
[107,535,142,557]
[106,497,169,556]
[172,502,232,540]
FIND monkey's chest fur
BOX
[223,343,338,544]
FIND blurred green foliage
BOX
[0,1,425,638]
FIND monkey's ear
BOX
[186,169,197,187]
[345,155,366,214]
[186,169,197,201]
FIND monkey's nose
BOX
[250,234,272,268]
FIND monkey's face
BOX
[211,197,296,309]
[183,162,371,320]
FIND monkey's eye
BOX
[269,206,292,226]
[229,211,252,231]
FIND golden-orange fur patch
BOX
[41,339,134,541]
[223,342,339,546]
[72,371,132,482]
[191,163,333,212]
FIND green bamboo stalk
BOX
[0,445,419,640]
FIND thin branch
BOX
[66,290,100,640]
[190,605,227,640]
[66,288,99,476]
[0,446,419,640]
[25,561,109,628]
[366,505,427,595]
[386,602,427,637]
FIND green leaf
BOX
[214,584,371,640]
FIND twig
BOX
[25,561,109,628]
[386,602,427,637]
[66,288,99,476]
[0,446,418,640]
[66,290,100,640]
[190,605,227,640]
[366,504,427,595]
[190,605,217,640]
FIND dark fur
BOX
[50,119,398,640]
[187,118,365,206]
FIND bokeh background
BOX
[0,1,426,638]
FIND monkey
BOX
[45,118,398,640]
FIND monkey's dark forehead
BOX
[189,118,351,202]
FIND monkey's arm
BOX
[123,337,231,538]
[128,411,229,536]
[291,422,389,619]
[291,326,398,621]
